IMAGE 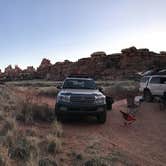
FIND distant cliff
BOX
[0,46,166,81]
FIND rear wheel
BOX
[97,111,106,124]
[144,89,153,102]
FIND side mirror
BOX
[98,87,103,92]
[57,85,62,89]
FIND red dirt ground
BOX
[60,101,166,166]
[15,88,166,165]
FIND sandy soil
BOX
[58,101,166,166]
[15,88,166,166]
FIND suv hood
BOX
[59,89,104,96]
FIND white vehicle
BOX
[139,75,166,101]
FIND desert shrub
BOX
[84,158,109,166]
[0,86,18,113]
[0,155,5,166]
[0,112,4,121]
[104,81,139,100]
[47,141,57,154]
[37,87,59,98]
[32,104,54,122]
[83,151,137,166]
[38,158,57,166]
[25,128,38,137]
[39,134,61,155]
[0,85,62,165]
[0,118,16,136]
[51,121,63,137]
[16,101,55,123]
[16,100,34,123]
[6,129,39,164]
[46,134,61,154]
[8,138,31,161]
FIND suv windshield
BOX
[63,79,97,89]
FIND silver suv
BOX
[139,75,166,101]
[55,76,107,123]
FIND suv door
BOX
[148,77,161,95]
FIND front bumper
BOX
[55,102,106,115]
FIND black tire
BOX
[106,96,113,110]
[97,111,106,124]
[144,89,153,102]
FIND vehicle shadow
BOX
[59,115,102,125]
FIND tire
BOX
[97,111,107,124]
[144,89,153,102]
[106,96,113,110]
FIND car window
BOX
[160,77,166,84]
[63,79,97,89]
[150,77,161,84]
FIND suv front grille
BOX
[70,95,95,105]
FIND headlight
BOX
[94,95,106,104]
[57,94,70,103]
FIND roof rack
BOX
[67,74,94,79]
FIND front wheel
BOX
[97,111,106,124]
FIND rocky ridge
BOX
[0,46,166,81]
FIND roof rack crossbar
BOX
[67,74,94,79]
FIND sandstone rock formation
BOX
[37,58,52,79]
[0,47,166,81]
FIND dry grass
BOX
[36,86,59,98]
[0,85,63,165]
[73,149,138,166]
[15,91,55,123]
[103,81,139,100]
[16,101,55,123]
[44,134,62,154]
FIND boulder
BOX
[121,46,137,54]
[90,51,106,58]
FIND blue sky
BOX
[0,0,166,70]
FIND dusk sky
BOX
[0,0,166,70]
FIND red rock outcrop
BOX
[25,66,36,73]
[37,58,52,79]
[0,47,166,81]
